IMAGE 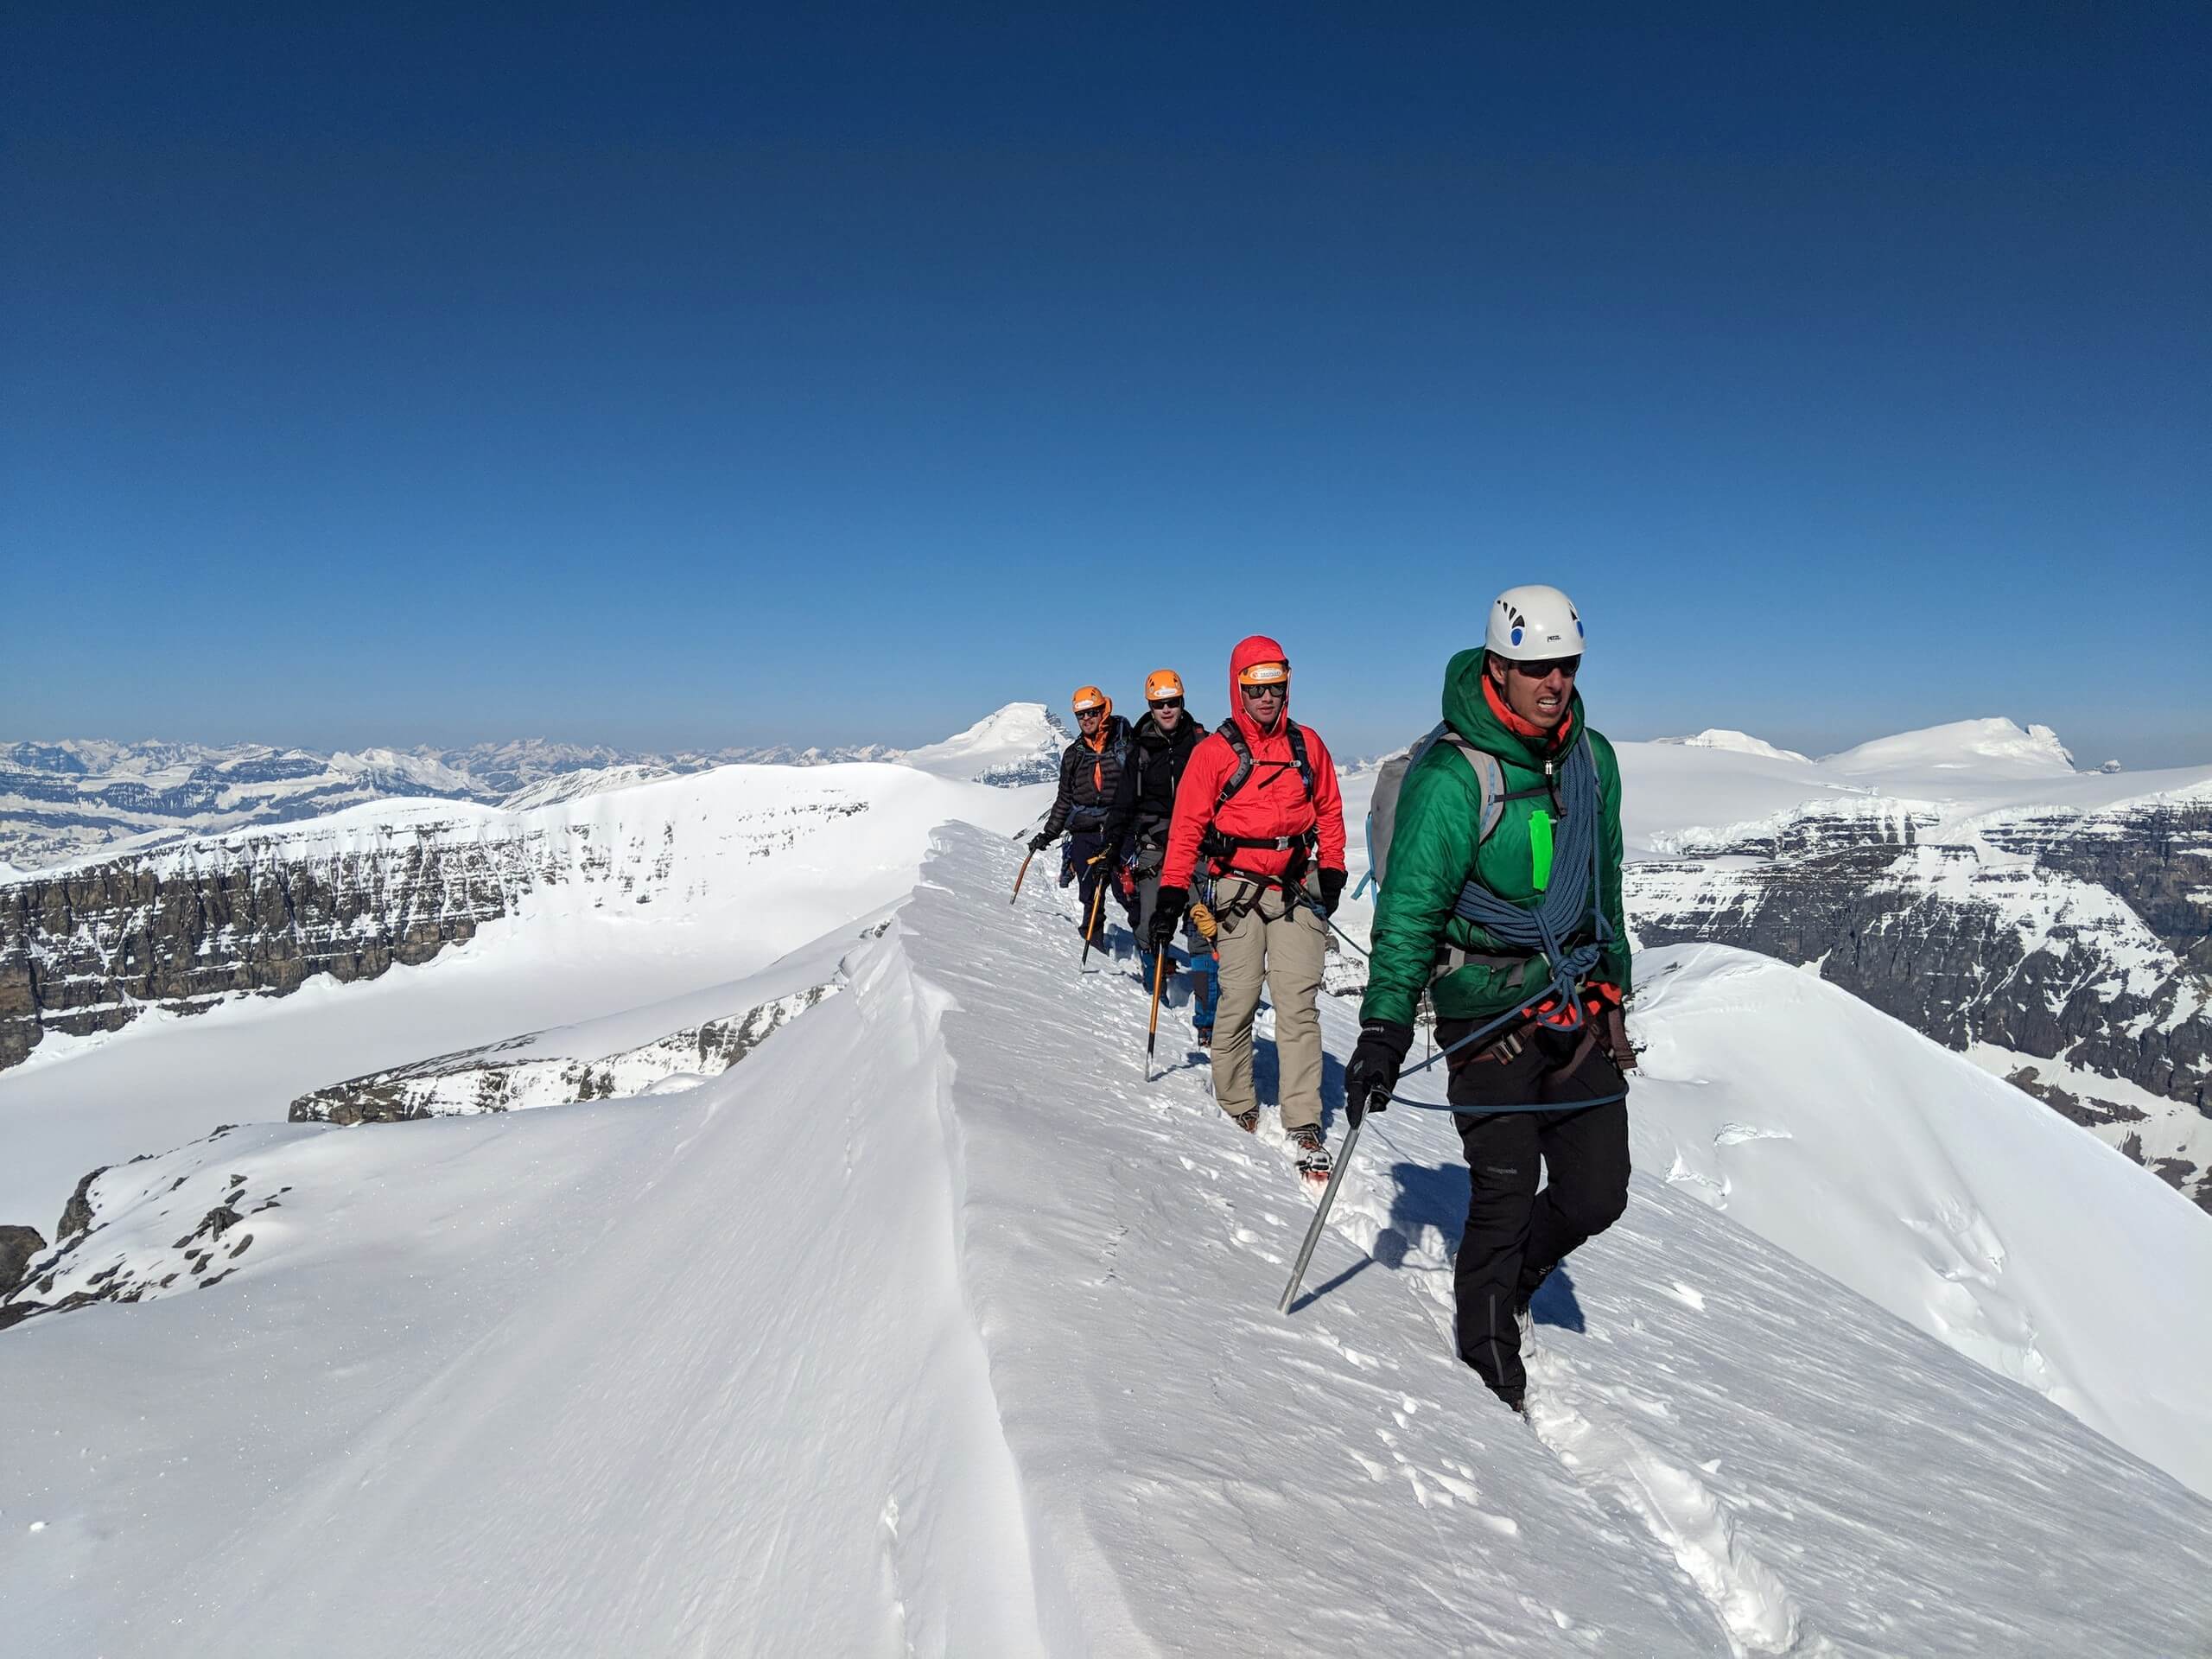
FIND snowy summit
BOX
[1821,717,2076,779]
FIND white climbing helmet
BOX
[1486,584,1586,660]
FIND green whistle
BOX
[1529,809,1554,893]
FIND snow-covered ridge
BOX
[1651,728,1811,764]
[3,823,2209,1656]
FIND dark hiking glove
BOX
[1028,830,1053,853]
[1149,886,1187,950]
[1318,867,1347,917]
[1344,1020,1414,1125]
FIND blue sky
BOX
[4,5,2206,765]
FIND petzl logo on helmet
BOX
[1238,660,1289,685]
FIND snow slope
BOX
[1653,730,1814,764]
[4,824,2209,1656]
[1627,944,2212,1491]
[1822,718,2075,780]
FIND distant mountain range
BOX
[7,709,2207,1216]
[0,705,1067,872]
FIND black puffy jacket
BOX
[1039,715,1134,841]
[1100,709,1205,852]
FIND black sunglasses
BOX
[1147,696,1184,710]
[1508,656,1581,680]
[1240,683,1287,698]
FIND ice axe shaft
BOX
[1142,948,1166,1080]
[1010,850,1034,904]
[1077,855,1109,968]
[1279,1115,1362,1314]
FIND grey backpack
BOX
[1357,723,1505,899]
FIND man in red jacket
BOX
[1151,636,1349,1180]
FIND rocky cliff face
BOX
[1625,792,2212,1211]
[0,830,519,1068]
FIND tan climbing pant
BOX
[1209,872,1328,1131]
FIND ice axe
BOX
[1077,854,1109,969]
[1010,849,1035,904]
[1142,947,1166,1081]
[1279,1112,1362,1315]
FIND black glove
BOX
[1028,830,1053,854]
[1318,867,1347,917]
[1149,886,1188,950]
[1344,1020,1414,1125]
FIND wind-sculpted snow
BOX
[3,822,2210,1654]
[1626,944,2212,1495]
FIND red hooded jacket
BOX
[1160,634,1347,890]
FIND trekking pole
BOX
[1142,948,1166,1081]
[1077,856,1109,969]
[1010,850,1035,904]
[1279,1114,1363,1314]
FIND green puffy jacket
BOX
[1360,647,1630,1030]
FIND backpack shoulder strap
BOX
[1434,730,1504,842]
[1212,721,1254,813]
[1287,723,1314,800]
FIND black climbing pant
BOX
[1438,1019,1630,1401]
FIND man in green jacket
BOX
[1344,584,1634,1416]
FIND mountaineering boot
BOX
[1193,1024,1212,1049]
[1230,1107,1260,1134]
[1493,1382,1528,1419]
[1287,1122,1332,1183]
